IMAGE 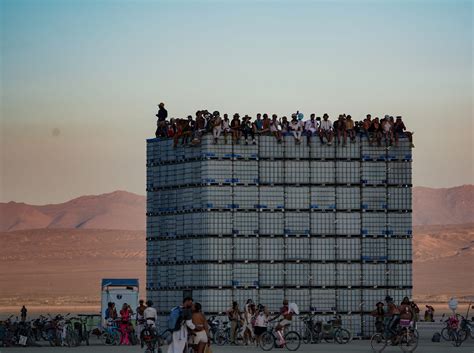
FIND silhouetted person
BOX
[21,305,27,322]
[155,102,168,137]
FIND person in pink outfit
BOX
[119,303,133,345]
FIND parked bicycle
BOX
[440,314,466,347]
[370,319,418,352]
[302,313,351,344]
[100,318,121,345]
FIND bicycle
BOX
[141,325,170,353]
[259,324,301,351]
[100,319,121,345]
[440,314,466,347]
[316,316,352,344]
[370,319,418,353]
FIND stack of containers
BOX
[146,131,412,337]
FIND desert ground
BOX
[0,224,472,314]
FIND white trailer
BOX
[101,278,139,321]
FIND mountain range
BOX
[0,185,472,231]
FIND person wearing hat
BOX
[230,113,242,144]
[319,113,333,145]
[241,115,256,145]
[212,111,223,144]
[371,302,385,333]
[394,116,414,148]
[155,102,168,138]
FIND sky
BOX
[1,0,472,204]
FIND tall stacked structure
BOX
[146,134,413,337]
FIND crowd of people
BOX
[154,102,415,148]
[370,296,422,341]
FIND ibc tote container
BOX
[286,237,310,260]
[361,289,387,311]
[201,160,232,184]
[208,264,232,287]
[337,289,361,312]
[387,187,412,210]
[285,186,310,209]
[234,160,258,184]
[260,289,285,312]
[310,238,336,261]
[259,237,284,261]
[361,162,387,185]
[387,213,412,236]
[311,140,335,159]
[285,263,310,286]
[234,237,259,260]
[233,263,259,287]
[387,263,412,287]
[311,263,336,287]
[205,289,232,313]
[259,212,284,235]
[388,288,412,304]
[284,160,310,184]
[335,139,360,159]
[336,263,361,287]
[387,238,412,261]
[310,161,335,184]
[233,186,258,209]
[259,160,284,184]
[336,186,360,209]
[203,212,232,235]
[259,186,285,209]
[310,186,336,209]
[233,212,258,235]
[341,314,362,337]
[361,187,387,210]
[362,263,387,287]
[287,288,310,312]
[284,212,310,235]
[336,161,360,184]
[310,289,336,311]
[362,314,376,337]
[362,238,387,261]
[260,136,283,159]
[361,140,386,161]
[336,238,360,261]
[284,136,309,159]
[260,263,284,287]
[175,214,184,236]
[389,138,412,161]
[310,212,336,235]
[361,213,387,236]
[336,213,360,235]
[387,161,412,185]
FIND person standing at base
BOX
[226,301,241,345]
[136,299,147,344]
[20,305,27,322]
[167,297,195,353]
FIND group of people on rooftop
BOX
[154,103,414,148]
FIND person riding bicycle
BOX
[371,302,385,333]
[384,296,400,342]
[270,299,299,345]
[136,299,146,343]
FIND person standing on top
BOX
[20,305,27,322]
[155,102,168,137]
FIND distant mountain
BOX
[413,185,474,226]
[0,191,146,231]
[1,185,472,231]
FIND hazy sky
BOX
[1,0,472,204]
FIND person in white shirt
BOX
[212,112,222,144]
[304,114,319,146]
[319,113,334,145]
[168,297,195,353]
[270,115,283,143]
[222,114,231,144]
[289,115,303,144]
[254,305,269,346]
[143,300,158,328]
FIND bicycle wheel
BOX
[400,331,418,353]
[302,327,312,344]
[335,328,352,344]
[450,331,463,347]
[370,333,387,353]
[284,331,301,351]
[260,332,275,351]
[441,327,451,341]
[84,330,90,346]
[458,329,468,342]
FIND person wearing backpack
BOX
[167,296,195,353]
